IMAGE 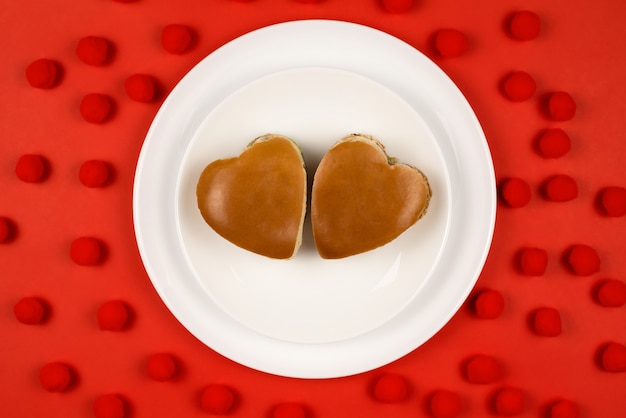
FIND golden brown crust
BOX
[196,134,307,259]
[311,134,431,259]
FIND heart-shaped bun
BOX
[311,134,431,259]
[196,134,307,259]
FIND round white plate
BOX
[133,20,496,378]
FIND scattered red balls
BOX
[543,175,578,202]
[500,71,536,101]
[161,24,194,54]
[371,373,410,403]
[76,36,112,66]
[147,353,177,381]
[507,10,541,41]
[97,300,129,331]
[94,394,126,418]
[124,73,158,102]
[13,297,46,325]
[499,178,531,208]
[595,279,626,307]
[598,186,626,217]
[432,29,469,58]
[599,342,626,373]
[530,307,562,337]
[200,384,236,414]
[548,399,580,418]
[565,244,600,276]
[428,390,462,418]
[492,387,525,416]
[536,129,571,158]
[15,154,48,183]
[25,58,60,89]
[70,236,104,266]
[472,289,504,319]
[517,247,548,276]
[544,92,577,121]
[380,0,414,13]
[39,362,72,392]
[271,403,307,418]
[79,160,111,188]
[80,93,114,123]
[463,354,501,384]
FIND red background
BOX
[1,0,625,417]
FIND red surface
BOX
[1,0,626,417]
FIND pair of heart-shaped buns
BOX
[196,133,431,259]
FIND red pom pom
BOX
[565,244,600,276]
[599,342,626,373]
[507,11,541,41]
[76,36,112,66]
[517,247,548,276]
[80,93,114,123]
[13,297,46,325]
[39,362,72,392]
[147,353,177,381]
[595,279,626,307]
[548,400,580,418]
[499,178,531,208]
[428,390,462,418]
[372,373,410,403]
[500,71,536,101]
[15,154,48,183]
[530,307,562,337]
[380,0,414,14]
[544,92,576,121]
[432,29,469,58]
[124,74,158,102]
[543,175,577,202]
[463,354,501,384]
[70,236,104,265]
[161,24,193,54]
[493,387,525,416]
[79,160,111,188]
[200,384,236,414]
[97,300,129,331]
[472,289,504,319]
[94,394,126,418]
[25,58,60,89]
[536,129,571,158]
[272,403,307,418]
[598,186,626,217]
[0,217,13,243]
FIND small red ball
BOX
[272,403,307,418]
[595,279,626,307]
[428,390,462,418]
[536,129,571,158]
[517,247,548,276]
[543,175,577,202]
[70,236,103,266]
[161,24,193,54]
[15,154,48,183]
[124,74,158,102]
[530,307,562,337]
[463,354,501,384]
[432,29,469,58]
[0,217,12,242]
[97,300,129,331]
[371,373,410,403]
[548,399,580,418]
[545,92,576,121]
[565,244,600,276]
[472,289,504,319]
[599,342,626,373]
[76,36,112,66]
[80,93,113,123]
[94,394,126,418]
[200,384,236,414]
[598,186,626,217]
[147,353,177,381]
[13,297,46,325]
[500,71,536,102]
[493,387,525,416]
[25,58,60,89]
[499,178,531,208]
[39,362,72,392]
[507,10,541,41]
[79,160,110,188]
[380,0,414,14]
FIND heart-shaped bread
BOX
[311,134,431,259]
[196,134,307,259]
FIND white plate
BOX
[133,20,495,378]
